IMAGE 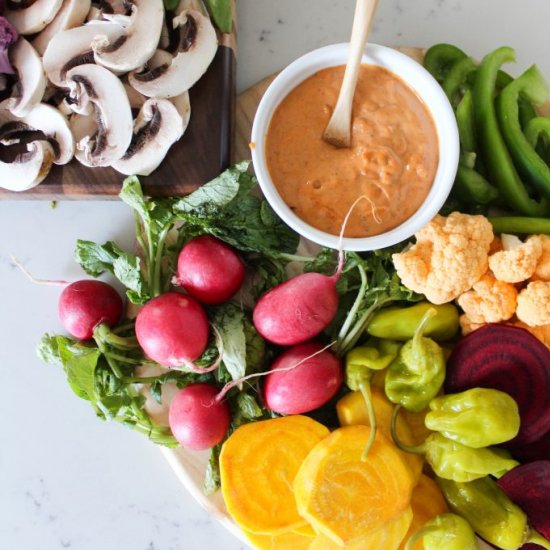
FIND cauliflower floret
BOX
[459,314,485,335]
[392,212,494,304]
[489,236,503,255]
[457,273,517,324]
[516,281,550,326]
[532,235,550,281]
[488,234,543,283]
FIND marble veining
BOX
[2,1,550,549]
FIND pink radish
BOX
[58,280,123,340]
[169,383,230,450]
[176,235,246,305]
[253,271,340,345]
[263,342,343,414]
[135,292,209,367]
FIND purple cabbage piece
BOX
[0,16,17,75]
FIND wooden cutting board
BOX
[0,7,237,200]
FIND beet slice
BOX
[497,461,550,542]
[446,324,550,446]
[510,430,550,463]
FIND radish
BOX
[176,235,245,305]
[446,324,550,446]
[58,280,123,340]
[498,461,550,541]
[253,272,340,345]
[263,342,343,414]
[169,383,230,450]
[135,292,209,368]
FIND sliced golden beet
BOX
[309,507,413,549]
[220,415,330,534]
[401,408,433,446]
[243,526,314,550]
[294,426,415,546]
[399,475,448,550]
[336,388,424,482]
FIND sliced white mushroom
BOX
[128,10,217,98]
[0,100,75,165]
[86,6,103,21]
[43,22,124,87]
[0,140,55,191]
[5,0,64,35]
[4,38,47,118]
[171,91,191,128]
[66,63,133,167]
[21,104,75,165]
[92,0,165,74]
[112,98,185,176]
[123,81,146,110]
[32,0,92,56]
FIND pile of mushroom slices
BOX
[0,0,218,192]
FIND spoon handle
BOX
[324,0,378,148]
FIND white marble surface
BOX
[1,2,549,549]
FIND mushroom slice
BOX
[112,98,185,176]
[66,63,133,167]
[0,101,75,165]
[171,91,191,128]
[4,38,47,118]
[32,0,92,56]
[43,22,124,87]
[128,9,217,98]
[5,0,64,35]
[20,104,75,165]
[92,0,165,74]
[0,140,55,191]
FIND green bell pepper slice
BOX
[439,476,550,550]
[442,56,477,106]
[405,513,478,550]
[425,388,520,448]
[424,43,467,82]
[496,64,550,200]
[473,46,550,216]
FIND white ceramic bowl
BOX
[251,43,460,251]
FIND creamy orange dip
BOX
[265,65,439,237]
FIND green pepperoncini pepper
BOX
[405,513,478,550]
[367,302,460,341]
[345,341,401,460]
[425,388,521,448]
[391,409,518,483]
[385,308,446,412]
[438,476,550,550]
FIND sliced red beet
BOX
[497,461,550,542]
[509,429,550,463]
[445,324,550,446]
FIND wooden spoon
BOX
[323,0,379,148]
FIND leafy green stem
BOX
[152,224,173,298]
[339,297,393,356]
[336,263,368,353]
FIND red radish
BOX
[135,292,209,368]
[253,272,339,345]
[58,280,123,340]
[497,461,550,541]
[169,383,230,450]
[263,342,343,414]
[176,235,245,305]
[446,324,550,446]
